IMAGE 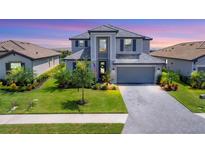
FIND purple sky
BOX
[0,19,205,49]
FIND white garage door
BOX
[117,67,155,84]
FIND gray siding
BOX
[196,56,205,65]
[143,40,150,53]
[165,58,193,76]
[65,60,74,71]
[71,40,90,53]
[195,56,205,71]
[33,56,60,76]
[0,53,32,79]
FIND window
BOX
[53,57,55,65]
[49,58,52,67]
[99,39,107,52]
[79,40,84,47]
[10,62,21,69]
[124,39,132,51]
[6,62,24,74]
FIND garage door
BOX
[117,67,155,84]
[198,67,205,72]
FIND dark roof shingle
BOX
[0,40,61,60]
[150,41,205,60]
[70,24,152,40]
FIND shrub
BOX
[102,71,111,84]
[100,83,108,90]
[180,75,190,85]
[6,68,35,87]
[201,82,205,89]
[107,84,117,90]
[162,67,168,73]
[160,71,179,91]
[190,71,205,89]
[92,83,101,90]
[10,83,18,91]
[53,67,72,88]
[0,82,3,87]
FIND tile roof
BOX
[70,24,152,40]
[0,40,61,60]
[150,41,205,60]
[64,47,90,60]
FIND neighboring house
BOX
[0,40,61,79]
[64,25,165,84]
[151,41,205,76]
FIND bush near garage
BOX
[159,70,179,91]
[190,71,205,89]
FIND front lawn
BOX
[0,78,127,114]
[0,123,124,134]
[169,82,205,113]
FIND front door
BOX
[99,61,106,81]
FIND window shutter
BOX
[75,40,79,47]
[85,40,88,47]
[133,39,136,51]
[120,39,124,51]
[21,63,25,69]
[73,62,76,69]
[5,63,11,74]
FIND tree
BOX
[73,61,94,105]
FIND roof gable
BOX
[88,25,118,33]
[69,24,152,40]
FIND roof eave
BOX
[151,55,194,61]
[69,38,90,40]
[88,30,118,34]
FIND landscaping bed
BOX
[0,78,127,114]
[0,123,124,134]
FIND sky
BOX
[0,19,205,49]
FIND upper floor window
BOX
[79,40,84,47]
[99,39,107,52]
[75,40,84,47]
[124,39,132,51]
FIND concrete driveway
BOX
[119,85,205,134]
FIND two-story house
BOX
[64,25,165,84]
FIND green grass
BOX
[0,78,127,114]
[0,123,124,134]
[169,82,205,113]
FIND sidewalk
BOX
[0,114,128,124]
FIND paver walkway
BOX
[0,114,128,124]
